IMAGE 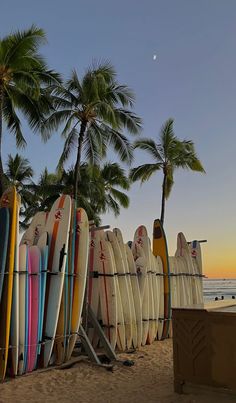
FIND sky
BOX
[0,0,235,278]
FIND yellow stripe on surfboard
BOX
[0,186,17,380]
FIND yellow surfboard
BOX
[152,219,171,340]
[0,187,17,380]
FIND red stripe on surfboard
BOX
[100,241,110,341]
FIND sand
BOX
[0,339,234,403]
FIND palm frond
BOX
[130,163,161,183]
[105,126,133,164]
[133,138,164,161]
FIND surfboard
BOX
[98,239,117,349]
[131,241,149,346]
[37,232,49,360]
[18,245,28,375]
[106,231,132,349]
[0,187,17,380]
[150,253,160,338]
[169,257,179,308]
[55,200,76,365]
[152,219,171,340]
[27,246,41,372]
[20,211,47,246]
[66,208,89,361]
[190,240,203,304]
[174,256,188,307]
[175,232,194,305]
[10,194,20,376]
[0,208,9,304]
[108,242,126,351]
[87,228,101,345]
[134,226,155,344]
[113,228,137,348]
[42,194,71,368]
[156,255,164,340]
[125,243,142,348]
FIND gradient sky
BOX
[1,0,236,278]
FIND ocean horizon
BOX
[203,278,236,301]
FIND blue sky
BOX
[1,0,236,276]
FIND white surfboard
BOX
[156,255,164,340]
[125,244,142,348]
[106,231,132,349]
[108,242,126,351]
[176,256,188,307]
[66,208,89,360]
[175,233,194,305]
[190,240,203,304]
[87,228,101,345]
[132,241,149,346]
[18,244,28,375]
[43,195,71,367]
[20,211,47,246]
[169,256,179,308]
[150,253,160,338]
[113,228,137,349]
[98,239,117,349]
[134,226,155,344]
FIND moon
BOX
[153,54,157,61]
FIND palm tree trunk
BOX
[0,93,5,197]
[73,120,87,201]
[160,172,167,226]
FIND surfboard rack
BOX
[79,305,117,366]
[187,239,207,244]
[78,222,116,367]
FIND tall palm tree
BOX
[130,118,205,225]
[0,25,61,195]
[44,62,142,199]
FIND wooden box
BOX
[172,301,236,395]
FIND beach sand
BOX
[1,339,234,403]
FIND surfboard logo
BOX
[191,250,197,258]
[90,239,95,248]
[55,209,62,221]
[137,237,143,246]
[76,224,81,234]
[100,252,106,262]
[34,226,40,236]
[2,196,9,206]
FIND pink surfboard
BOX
[27,246,40,372]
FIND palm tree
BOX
[130,118,205,225]
[5,153,35,228]
[5,153,34,187]
[44,62,142,199]
[62,162,130,223]
[21,168,62,227]
[93,162,130,216]
[0,25,61,195]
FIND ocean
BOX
[203,278,236,301]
